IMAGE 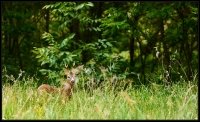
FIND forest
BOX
[2,1,198,120]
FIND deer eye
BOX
[67,76,71,79]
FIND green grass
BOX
[2,79,198,120]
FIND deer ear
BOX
[77,65,84,70]
[71,65,84,74]
[63,64,70,75]
[64,69,70,76]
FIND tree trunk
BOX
[81,2,104,63]
[15,36,23,70]
[138,40,146,84]
[182,20,192,81]
[176,3,193,81]
[160,19,171,85]
[45,9,49,32]
[128,15,140,72]
[129,35,135,71]
[69,18,80,52]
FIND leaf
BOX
[35,55,41,59]
[60,33,75,48]
[86,2,94,7]
[106,42,112,47]
[39,69,51,75]
[75,3,85,10]
[68,33,76,40]
[41,61,47,66]
[42,5,50,10]
[58,52,65,58]
[42,32,54,44]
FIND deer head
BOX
[63,64,84,85]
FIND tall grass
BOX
[2,74,198,120]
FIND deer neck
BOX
[64,81,74,86]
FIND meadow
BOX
[2,1,198,120]
[2,75,198,120]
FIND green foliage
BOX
[32,32,80,83]
[33,1,131,84]
[2,2,198,85]
[2,2,44,76]
[43,2,95,33]
[101,7,129,40]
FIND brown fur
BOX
[37,84,59,95]
[60,80,75,99]
[37,72,76,99]
[37,65,83,99]
[37,82,75,99]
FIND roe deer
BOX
[60,70,76,99]
[37,65,83,99]
[37,84,59,95]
